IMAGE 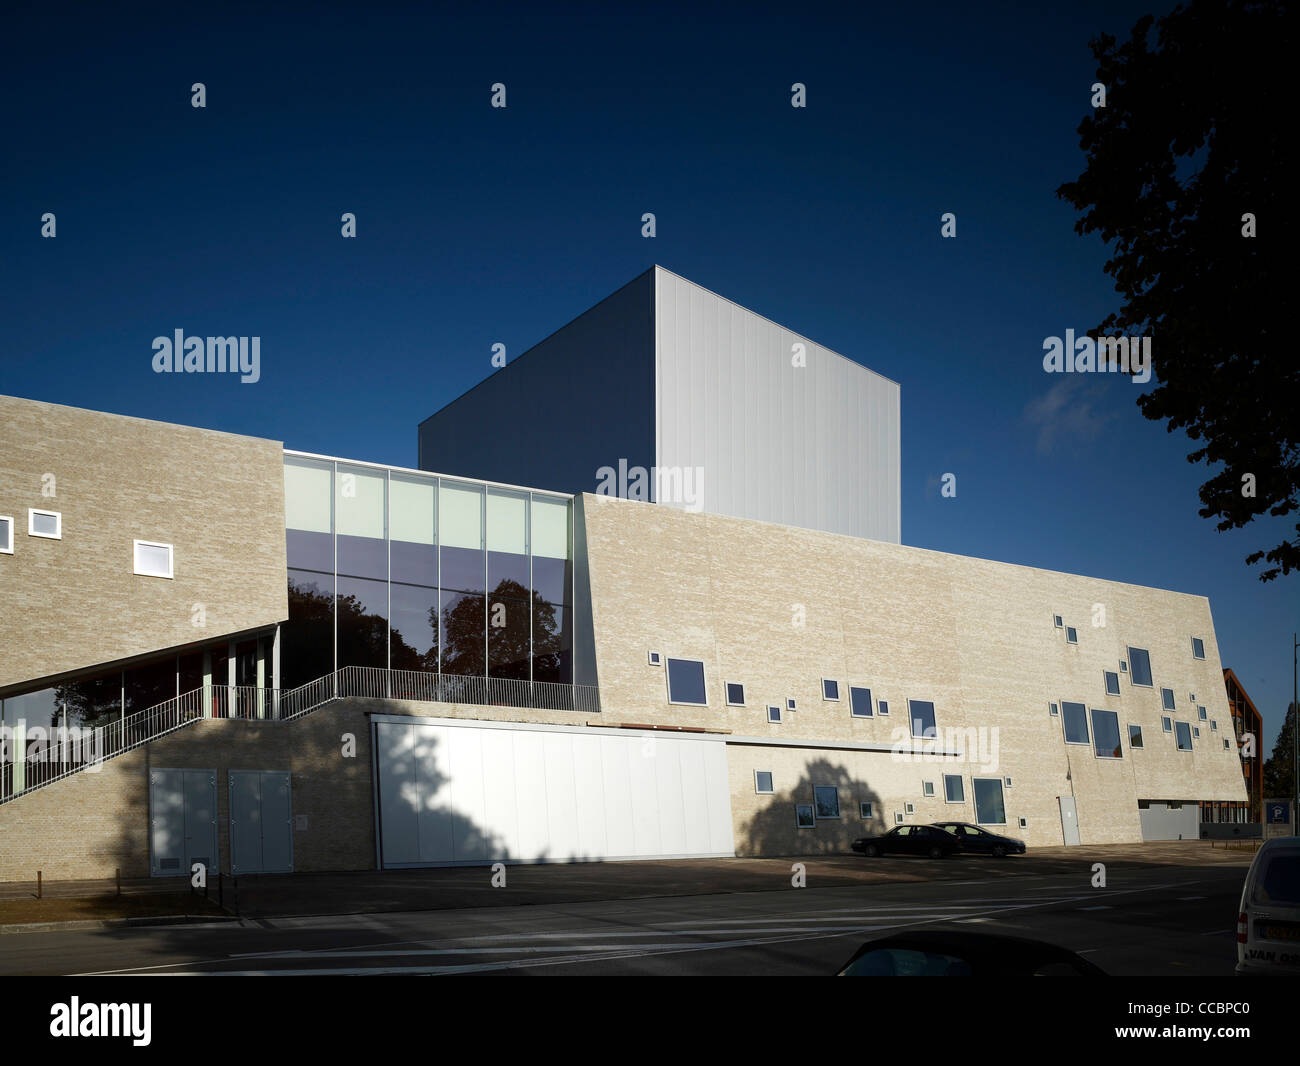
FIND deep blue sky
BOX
[2,3,1295,749]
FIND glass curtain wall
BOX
[282,454,574,689]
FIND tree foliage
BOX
[1057,0,1296,580]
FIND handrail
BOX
[0,667,598,804]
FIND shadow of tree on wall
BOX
[739,758,885,858]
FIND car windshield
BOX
[1253,851,1300,906]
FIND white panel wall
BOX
[375,717,735,866]
[654,267,901,543]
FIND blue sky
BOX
[2,2,1295,749]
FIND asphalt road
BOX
[0,860,1248,976]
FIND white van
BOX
[1237,836,1300,975]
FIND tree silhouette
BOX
[1057,1,1296,580]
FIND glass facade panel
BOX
[390,475,437,588]
[337,575,388,670]
[532,601,572,684]
[440,589,486,676]
[336,466,386,580]
[284,569,334,689]
[531,495,571,604]
[487,489,529,592]
[440,483,485,594]
[285,456,333,572]
[390,583,438,672]
[488,594,531,680]
[125,659,177,716]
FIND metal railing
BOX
[0,667,599,803]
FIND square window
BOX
[795,804,815,829]
[1192,637,1205,660]
[1160,687,1175,711]
[1090,708,1122,759]
[1198,705,1207,721]
[754,770,774,795]
[1104,671,1120,697]
[943,774,964,803]
[665,658,707,705]
[821,679,840,701]
[28,509,61,539]
[647,650,661,666]
[1053,615,1063,628]
[849,686,873,717]
[1161,716,1172,733]
[1127,647,1153,687]
[1175,721,1193,751]
[786,697,797,712]
[813,786,840,819]
[1065,626,1078,644]
[908,699,937,739]
[923,780,935,797]
[877,700,890,716]
[859,801,874,819]
[0,515,12,554]
[1061,701,1090,745]
[767,705,782,723]
[1129,724,1143,748]
[725,682,745,707]
[904,802,915,815]
[1049,702,1059,716]
[133,540,174,579]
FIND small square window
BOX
[821,679,840,701]
[859,801,874,819]
[1053,615,1063,628]
[1197,705,1207,721]
[28,509,61,539]
[725,682,745,706]
[894,811,904,825]
[1191,637,1205,660]
[877,700,890,716]
[647,651,661,666]
[795,804,815,829]
[1018,817,1028,829]
[133,540,174,579]
[0,515,12,554]
[1049,702,1059,716]
[923,780,935,797]
[767,705,782,723]
[786,697,797,712]
[1129,724,1143,748]
[1161,716,1172,733]
[754,770,774,795]
[1065,627,1078,644]
[1104,671,1120,697]
[849,686,873,718]
[904,802,915,815]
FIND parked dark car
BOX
[837,930,1106,976]
[932,821,1026,857]
[851,825,962,859]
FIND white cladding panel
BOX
[654,267,901,542]
[375,717,735,866]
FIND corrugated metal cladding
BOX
[416,270,656,495]
[653,268,901,543]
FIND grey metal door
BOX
[1058,795,1080,846]
[229,770,293,874]
[150,769,218,877]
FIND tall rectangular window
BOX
[973,778,1007,825]
[1127,647,1153,687]
[908,699,937,739]
[1161,687,1175,711]
[487,489,529,595]
[1191,637,1205,659]
[439,482,485,594]
[849,686,873,717]
[813,786,840,819]
[336,466,386,580]
[284,457,333,571]
[1090,708,1122,759]
[666,658,707,705]
[0,515,12,554]
[1129,724,1143,748]
[1061,701,1090,744]
[943,774,964,802]
[1175,721,1193,751]
[389,475,437,588]
[1104,671,1120,697]
[530,496,571,605]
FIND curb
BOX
[0,913,240,935]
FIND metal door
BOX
[1058,795,1080,846]
[229,770,293,874]
[150,769,218,877]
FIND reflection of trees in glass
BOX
[52,676,121,729]
[435,579,560,680]
[284,577,335,688]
